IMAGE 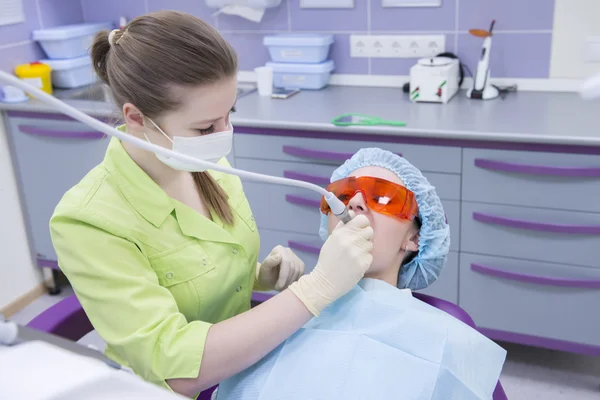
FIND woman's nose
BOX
[214,119,229,132]
[347,192,368,214]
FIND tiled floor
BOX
[10,290,600,399]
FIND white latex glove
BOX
[289,213,373,317]
[257,246,305,291]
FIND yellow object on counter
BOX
[14,62,52,96]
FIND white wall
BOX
[550,0,600,79]
[0,113,41,308]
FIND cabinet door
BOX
[6,116,109,264]
[460,252,600,347]
[417,251,458,304]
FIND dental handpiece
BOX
[324,192,353,224]
[0,71,355,225]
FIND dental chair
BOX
[27,292,508,400]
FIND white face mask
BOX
[145,119,233,172]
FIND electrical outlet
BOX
[370,36,387,58]
[350,35,445,58]
[386,36,407,57]
[419,35,445,57]
[350,35,370,58]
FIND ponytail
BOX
[192,172,234,225]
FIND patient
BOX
[216,148,506,400]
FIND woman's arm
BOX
[52,207,371,398]
[168,290,312,396]
[168,215,374,397]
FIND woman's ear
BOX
[123,103,146,130]
[404,230,420,252]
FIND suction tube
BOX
[0,71,352,224]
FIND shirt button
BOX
[250,215,255,221]
[202,259,207,266]
[232,248,238,255]
[165,272,174,279]
[236,286,242,292]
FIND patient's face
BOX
[327,166,419,284]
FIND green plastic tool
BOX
[331,113,407,127]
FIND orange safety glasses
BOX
[320,176,419,222]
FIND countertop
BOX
[2,85,599,146]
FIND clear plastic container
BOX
[266,60,335,90]
[263,34,334,63]
[40,56,97,89]
[33,22,112,59]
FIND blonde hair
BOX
[91,11,237,225]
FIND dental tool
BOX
[0,70,352,224]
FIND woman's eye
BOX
[230,106,237,113]
[197,125,215,135]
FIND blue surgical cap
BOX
[319,148,451,290]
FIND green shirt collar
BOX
[103,129,174,228]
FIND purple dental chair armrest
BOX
[413,292,477,328]
[26,294,93,342]
[413,292,508,400]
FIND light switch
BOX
[584,36,600,63]
[300,0,354,8]
[382,0,441,7]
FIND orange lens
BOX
[320,176,418,221]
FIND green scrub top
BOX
[50,135,262,390]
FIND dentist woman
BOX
[50,10,373,399]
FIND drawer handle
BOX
[285,194,320,209]
[283,171,330,185]
[19,125,105,139]
[283,146,355,161]
[37,257,59,270]
[471,263,600,289]
[288,240,321,255]
[472,212,600,235]
[474,158,600,177]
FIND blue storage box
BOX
[263,34,334,63]
[267,60,335,90]
[33,22,112,59]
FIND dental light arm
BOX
[0,71,352,224]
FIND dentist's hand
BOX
[257,246,305,291]
[289,213,373,317]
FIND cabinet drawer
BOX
[259,229,321,274]
[417,251,458,304]
[244,176,460,251]
[459,253,600,347]
[6,117,109,262]
[461,202,600,268]
[234,134,462,173]
[462,148,600,213]
[236,158,461,201]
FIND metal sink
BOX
[54,82,256,104]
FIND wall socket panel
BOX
[350,35,445,58]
